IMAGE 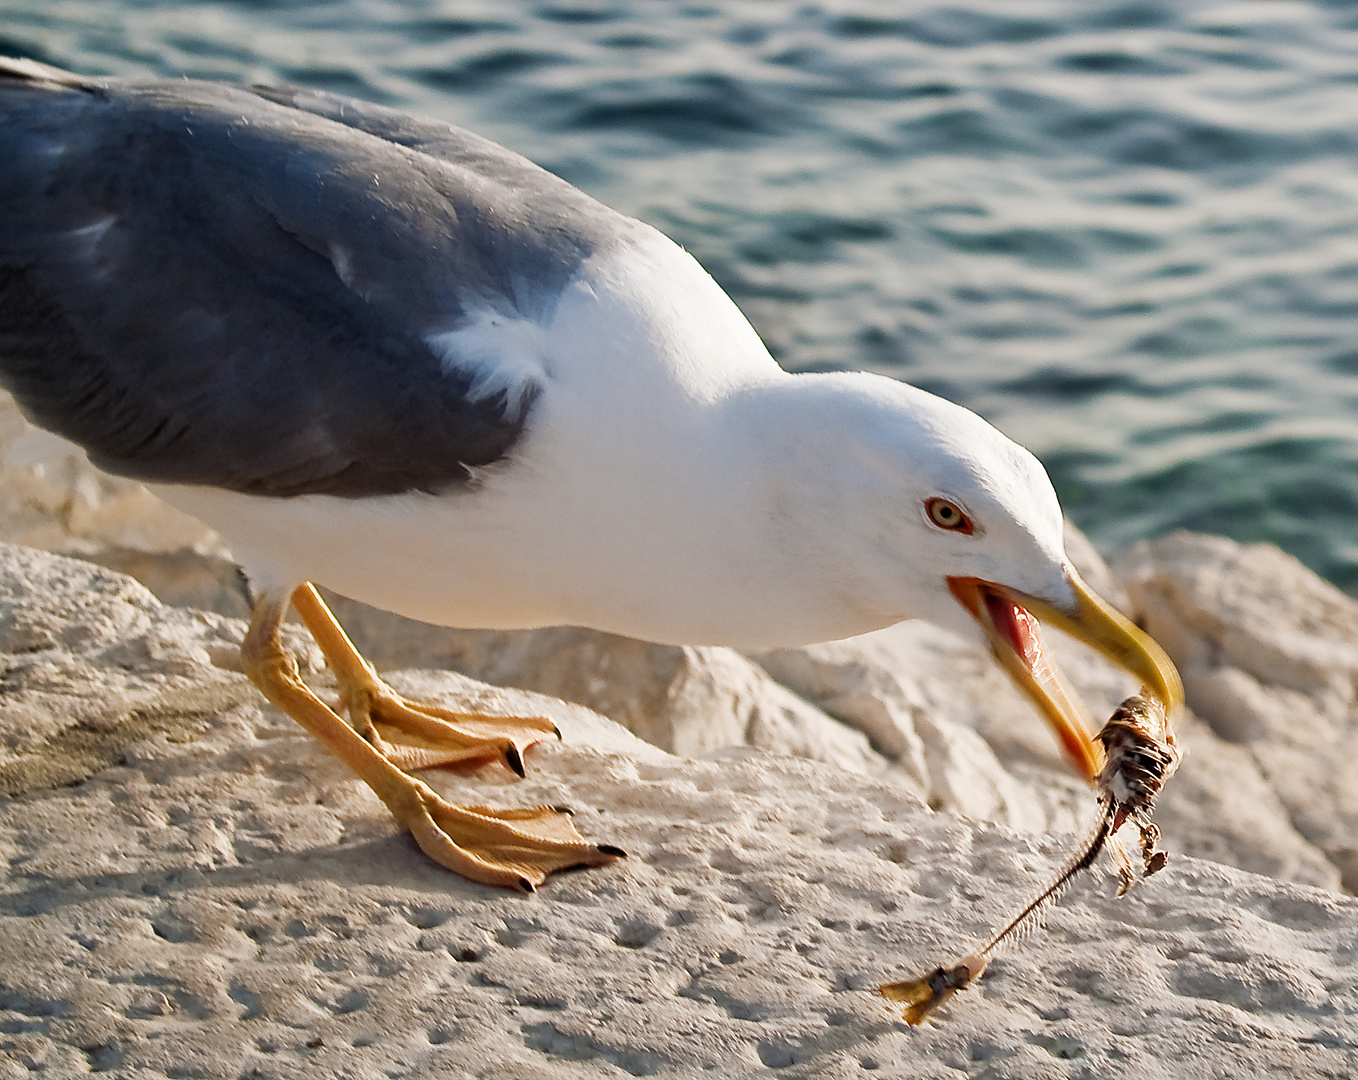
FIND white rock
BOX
[1118,532,1358,893]
[0,395,224,559]
[750,621,1081,833]
[26,521,1354,892]
[1,544,1356,1078]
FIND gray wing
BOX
[245,82,553,175]
[0,59,628,497]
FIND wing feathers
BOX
[0,62,624,497]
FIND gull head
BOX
[770,372,1183,779]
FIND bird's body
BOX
[164,361,1053,651]
[0,58,1182,891]
[158,228,874,649]
[0,58,1062,650]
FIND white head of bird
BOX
[755,371,1073,640]
[733,369,1181,779]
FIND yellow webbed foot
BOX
[396,784,625,892]
[241,585,624,892]
[346,679,559,777]
[291,583,556,775]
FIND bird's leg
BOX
[241,588,622,891]
[289,583,557,776]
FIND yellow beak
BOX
[948,572,1183,782]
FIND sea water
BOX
[5,0,1357,592]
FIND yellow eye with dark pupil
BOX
[925,497,974,533]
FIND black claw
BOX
[552,804,576,816]
[551,723,562,740]
[504,745,526,778]
[517,877,536,894]
[596,844,628,858]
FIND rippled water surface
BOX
[6,0,1358,590]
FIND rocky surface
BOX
[1118,534,1358,894]
[60,545,1348,894]
[2,398,1358,1075]
[0,397,1350,892]
[26,537,1336,890]
[1,546,1355,1078]
[0,398,224,565]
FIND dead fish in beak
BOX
[880,694,1180,1025]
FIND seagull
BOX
[0,58,1182,892]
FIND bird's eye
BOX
[925,497,974,534]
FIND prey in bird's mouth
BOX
[881,694,1181,1026]
[881,568,1187,1026]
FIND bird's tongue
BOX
[984,589,1045,674]
[983,589,1071,714]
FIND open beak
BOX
[947,572,1183,782]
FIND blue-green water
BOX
[5,0,1358,591]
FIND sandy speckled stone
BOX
[0,545,1356,1077]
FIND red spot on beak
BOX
[982,589,1043,673]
